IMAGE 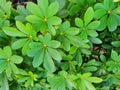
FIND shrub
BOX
[0,0,120,90]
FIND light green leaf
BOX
[3,46,12,57]
[48,16,62,25]
[87,77,103,83]
[48,40,61,48]
[69,46,77,54]
[66,27,79,36]
[87,21,100,29]
[10,62,19,74]
[48,77,66,90]
[1,73,9,90]
[10,55,23,64]
[16,21,27,35]
[111,50,118,60]
[22,40,30,55]
[43,51,56,72]
[37,0,48,15]
[32,49,44,67]
[83,80,96,90]
[104,0,114,10]
[26,15,42,23]
[0,61,7,73]
[6,64,12,78]
[28,42,42,57]
[48,24,56,36]
[75,18,83,28]
[68,36,83,47]
[89,37,102,44]
[108,14,118,32]
[12,39,28,49]
[27,2,43,17]
[84,7,94,26]
[39,33,51,43]
[61,36,70,51]
[48,1,59,17]
[3,27,26,37]
[48,47,62,62]
[87,30,98,37]
[77,80,86,90]
[94,3,105,10]
[94,9,106,19]
[97,15,107,31]
[76,51,82,66]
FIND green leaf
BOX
[48,40,61,48]
[28,42,42,57]
[94,9,106,19]
[77,80,86,90]
[104,0,114,10]
[48,16,62,25]
[3,27,26,37]
[113,6,120,15]
[69,46,77,54]
[66,27,79,36]
[10,55,23,64]
[16,21,27,34]
[89,37,102,44]
[83,80,96,90]
[1,73,9,90]
[111,41,120,47]
[57,36,70,51]
[10,62,19,74]
[47,1,59,17]
[27,2,43,17]
[84,7,94,26]
[100,54,106,62]
[37,0,48,15]
[26,15,42,23]
[12,39,28,49]
[87,21,100,29]
[87,30,98,37]
[32,49,44,67]
[48,47,62,62]
[94,3,105,10]
[48,77,66,90]
[108,14,118,32]
[111,50,118,60]
[75,18,83,28]
[48,24,56,36]
[0,61,7,73]
[22,40,30,55]
[3,46,12,57]
[43,51,56,72]
[39,33,51,43]
[84,66,97,72]
[87,77,103,83]
[76,51,82,66]
[68,36,83,47]
[97,15,107,31]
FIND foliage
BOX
[0,0,120,89]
